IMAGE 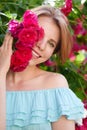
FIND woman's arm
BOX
[0,75,6,129]
[0,33,13,129]
[51,116,75,130]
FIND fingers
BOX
[7,35,13,50]
[0,33,13,74]
[2,32,13,50]
[3,32,11,45]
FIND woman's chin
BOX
[28,59,38,66]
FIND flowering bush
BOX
[45,0,87,129]
[61,0,87,129]
[61,0,72,16]
[8,10,44,72]
[76,100,87,130]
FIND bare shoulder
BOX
[43,71,69,88]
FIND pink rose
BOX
[23,10,38,28]
[10,48,32,72]
[61,0,72,16]
[18,27,41,46]
[23,19,38,28]
[8,20,23,38]
[37,27,44,41]
[15,41,26,50]
[23,10,37,22]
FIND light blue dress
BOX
[6,87,84,130]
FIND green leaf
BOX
[5,11,17,19]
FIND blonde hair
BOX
[32,5,73,63]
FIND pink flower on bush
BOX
[61,0,72,16]
[69,52,76,62]
[84,74,87,81]
[72,42,82,52]
[75,100,87,130]
[44,59,56,66]
[8,10,44,72]
[72,43,87,52]
[75,124,87,130]
[72,21,87,36]
[80,45,87,51]
[75,113,87,130]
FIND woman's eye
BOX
[48,41,55,47]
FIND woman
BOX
[0,5,84,130]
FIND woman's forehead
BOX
[38,16,60,46]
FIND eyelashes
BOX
[48,41,55,48]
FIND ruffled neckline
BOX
[6,87,84,127]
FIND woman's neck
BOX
[7,65,43,84]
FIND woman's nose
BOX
[36,38,46,51]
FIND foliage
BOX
[0,0,44,44]
[54,0,87,101]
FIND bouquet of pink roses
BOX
[8,10,44,72]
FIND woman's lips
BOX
[32,49,41,58]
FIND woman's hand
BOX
[0,32,13,76]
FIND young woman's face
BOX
[29,15,60,65]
